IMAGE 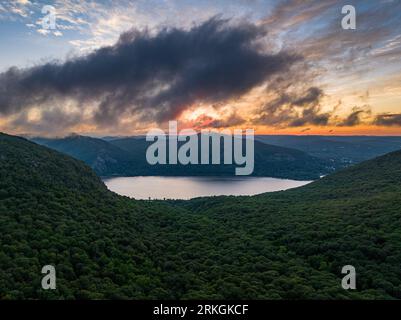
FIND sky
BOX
[0,0,400,136]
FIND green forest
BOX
[1,132,401,299]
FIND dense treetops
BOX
[1,132,401,299]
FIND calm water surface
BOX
[103,176,312,200]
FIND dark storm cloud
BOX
[292,87,323,106]
[289,106,329,127]
[255,86,330,127]
[337,107,370,127]
[10,108,83,134]
[0,17,298,126]
[374,114,401,126]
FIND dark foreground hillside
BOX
[1,133,401,299]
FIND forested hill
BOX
[1,132,401,299]
[0,133,180,299]
[178,150,401,299]
[0,133,108,195]
[299,149,401,198]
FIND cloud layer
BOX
[0,17,298,129]
[1,0,401,135]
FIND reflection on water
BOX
[103,176,312,200]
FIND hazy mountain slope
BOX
[32,135,333,179]
[110,136,332,179]
[31,135,134,176]
[252,139,331,179]
[255,135,401,166]
[2,133,401,299]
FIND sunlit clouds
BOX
[0,0,400,136]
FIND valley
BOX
[1,133,401,299]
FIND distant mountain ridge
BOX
[255,135,401,166]
[31,134,332,180]
[32,135,134,175]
